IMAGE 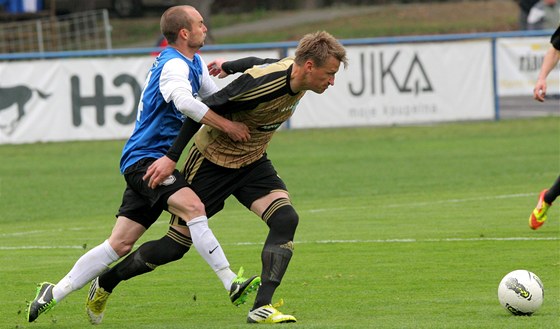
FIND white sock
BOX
[52,240,119,302]
[216,267,237,290]
[188,216,236,289]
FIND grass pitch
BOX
[1,117,558,329]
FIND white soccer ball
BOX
[498,270,544,316]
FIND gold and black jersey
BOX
[195,57,306,168]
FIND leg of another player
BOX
[544,175,560,204]
[28,217,143,322]
[98,226,192,293]
[87,225,192,324]
[55,217,144,300]
[167,187,238,289]
[529,175,560,230]
[167,190,260,306]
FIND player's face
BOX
[186,10,207,48]
[307,56,340,94]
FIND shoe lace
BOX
[233,267,246,284]
[89,290,110,313]
[38,299,56,313]
[272,299,285,309]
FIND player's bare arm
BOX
[200,109,249,142]
[533,47,560,102]
[534,27,560,102]
[142,109,249,189]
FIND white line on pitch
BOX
[1,236,556,250]
[0,245,86,250]
[307,193,535,213]
[0,227,93,237]
[232,236,558,246]
[0,193,540,239]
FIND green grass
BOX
[210,2,519,44]
[1,117,559,328]
[109,1,520,47]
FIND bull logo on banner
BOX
[0,85,51,135]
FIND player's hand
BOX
[225,121,250,142]
[533,80,547,102]
[143,156,177,189]
[207,59,229,79]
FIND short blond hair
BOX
[295,31,348,69]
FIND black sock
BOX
[99,228,191,293]
[253,281,278,308]
[545,176,560,204]
[252,198,298,310]
[253,244,292,309]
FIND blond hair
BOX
[295,31,348,68]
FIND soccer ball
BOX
[498,270,544,316]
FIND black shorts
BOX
[551,26,560,50]
[117,158,190,229]
[170,146,288,226]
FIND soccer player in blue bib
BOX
[27,5,261,323]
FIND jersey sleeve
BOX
[160,58,192,102]
[201,73,261,115]
[160,58,209,122]
[202,59,291,116]
[165,117,202,162]
[198,56,220,99]
[221,57,280,75]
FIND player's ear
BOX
[304,60,314,72]
[180,28,189,40]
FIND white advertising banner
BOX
[289,41,495,129]
[496,37,557,96]
[0,50,278,144]
[0,57,152,144]
[0,42,496,143]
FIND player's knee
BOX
[180,198,206,219]
[277,207,299,235]
[190,198,205,215]
[111,241,135,257]
[155,236,189,263]
[264,198,299,237]
[168,190,206,219]
[161,227,192,262]
[139,231,191,265]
